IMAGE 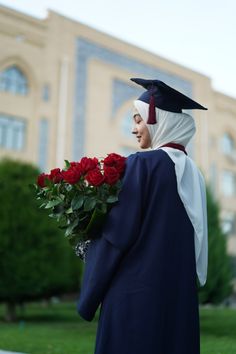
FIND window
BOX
[42,84,50,102]
[221,133,235,156]
[0,114,26,151]
[0,66,28,95]
[38,118,49,171]
[221,211,235,235]
[221,170,236,197]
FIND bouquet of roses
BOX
[34,153,127,261]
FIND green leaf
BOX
[107,195,118,203]
[53,204,64,213]
[65,207,73,214]
[85,207,107,236]
[100,203,107,214]
[48,213,58,218]
[58,224,68,230]
[59,193,65,200]
[29,183,37,191]
[71,194,84,210]
[45,199,62,209]
[44,178,53,188]
[64,160,71,170]
[84,197,97,211]
[65,219,79,237]
[51,184,59,196]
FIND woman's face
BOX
[132,111,151,149]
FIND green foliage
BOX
[34,157,124,244]
[198,186,234,304]
[0,158,82,306]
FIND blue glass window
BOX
[0,66,28,95]
[221,133,235,156]
[221,211,236,235]
[221,170,236,197]
[38,118,49,171]
[42,84,50,102]
[0,114,26,151]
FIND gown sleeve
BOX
[77,153,147,321]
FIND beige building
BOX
[0,5,236,258]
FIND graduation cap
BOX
[130,78,208,124]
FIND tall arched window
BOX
[0,65,29,95]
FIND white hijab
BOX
[133,100,208,287]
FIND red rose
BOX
[104,166,120,185]
[48,168,63,183]
[37,173,50,188]
[80,157,98,174]
[103,153,126,174]
[85,168,105,186]
[70,161,80,168]
[61,165,82,184]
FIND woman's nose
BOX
[132,126,137,134]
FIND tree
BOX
[0,158,82,321]
[198,186,234,304]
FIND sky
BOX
[0,0,236,99]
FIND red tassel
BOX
[147,94,156,124]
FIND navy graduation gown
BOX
[77,149,200,354]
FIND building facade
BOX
[0,5,236,256]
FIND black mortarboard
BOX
[130,78,208,124]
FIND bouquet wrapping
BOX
[34,153,127,261]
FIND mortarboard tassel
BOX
[147,93,157,124]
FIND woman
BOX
[77,78,208,354]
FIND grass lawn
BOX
[200,306,236,354]
[0,302,235,354]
